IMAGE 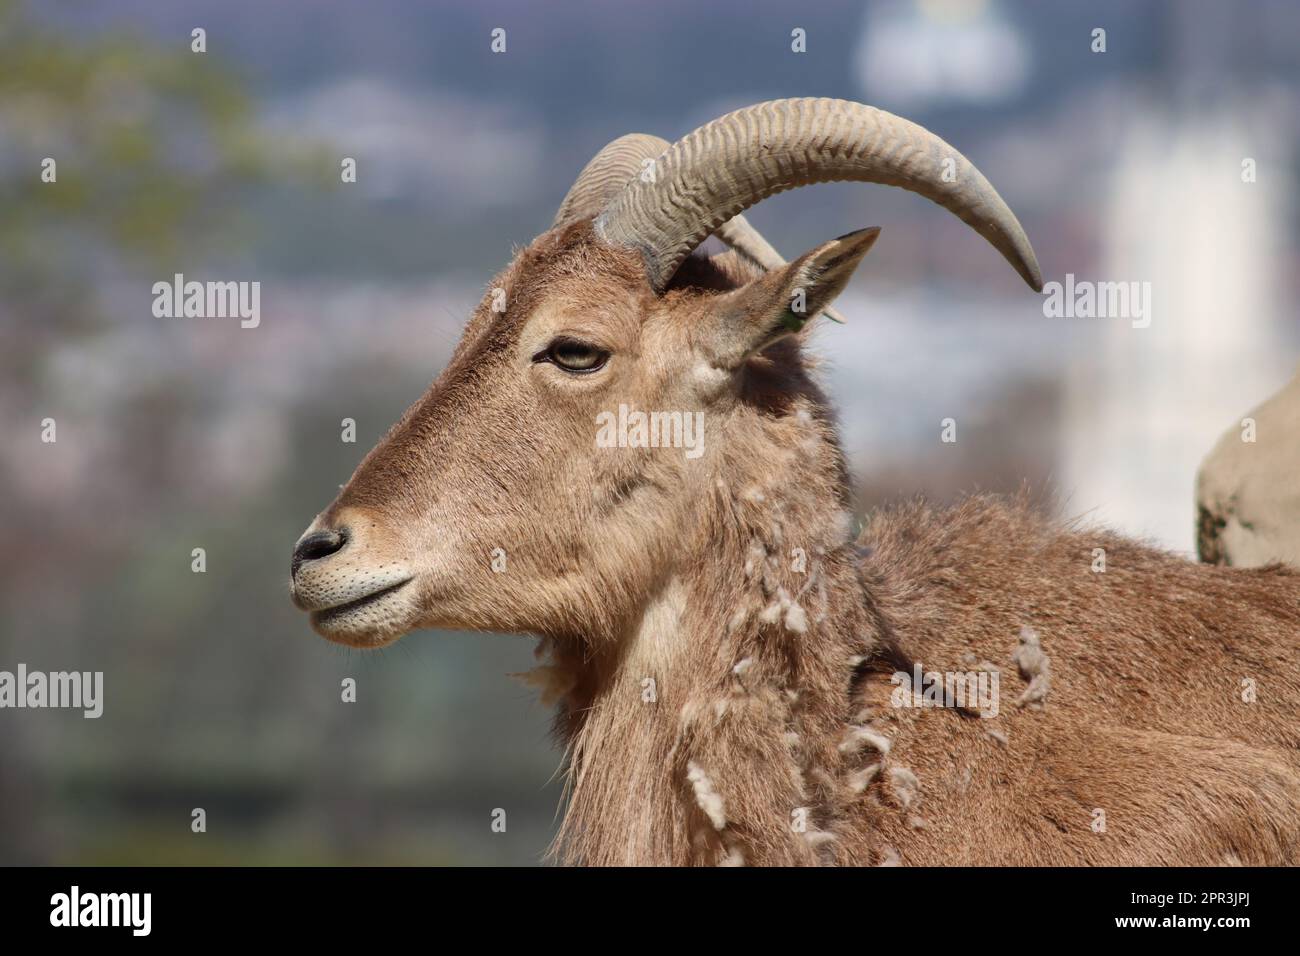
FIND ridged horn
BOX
[554,134,668,227]
[594,98,1043,294]
[556,132,844,322]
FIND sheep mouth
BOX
[309,578,413,626]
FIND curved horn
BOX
[556,132,845,322]
[595,98,1043,293]
[554,133,668,227]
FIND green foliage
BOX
[0,0,305,307]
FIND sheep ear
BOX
[706,227,879,368]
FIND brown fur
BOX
[292,221,1300,865]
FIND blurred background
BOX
[1,0,1297,864]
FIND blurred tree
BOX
[0,0,314,350]
[0,0,308,864]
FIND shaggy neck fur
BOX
[541,366,887,866]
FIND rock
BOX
[1197,366,1300,567]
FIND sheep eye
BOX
[539,338,609,373]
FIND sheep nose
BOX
[292,528,347,577]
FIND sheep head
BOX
[288,97,1040,648]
